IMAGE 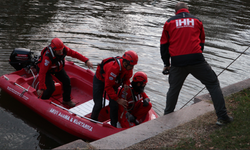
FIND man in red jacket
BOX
[91,50,138,127]
[160,2,233,126]
[37,38,93,107]
[118,71,152,128]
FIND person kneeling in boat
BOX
[118,71,152,128]
[36,37,93,107]
[91,50,138,127]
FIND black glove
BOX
[126,112,139,125]
[162,68,170,75]
[143,98,150,107]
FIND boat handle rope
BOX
[14,82,30,97]
[3,75,9,80]
[180,45,250,109]
[29,67,35,78]
[29,69,39,88]
[32,75,38,88]
[119,86,136,127]
[50,101,104,125]
[35,81,39,90]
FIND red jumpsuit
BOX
[37,46,89,102]
[117,87,152,128]
[37,45,89,91]
[91,58,133,127]
[95,58,132,100]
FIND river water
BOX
[0,0,250,149]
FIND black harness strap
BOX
[99,56,122,77]
[37,46,67,72]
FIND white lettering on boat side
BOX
[49,108,59,115]
[58,112,70,121]
[7,86,29,100]
[73,118,93,131]
[48,108,93,132]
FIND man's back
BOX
[160,8,205,67]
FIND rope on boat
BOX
[180,45,250,109]
[3,75,9,80]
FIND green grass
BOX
[167,88,250,150]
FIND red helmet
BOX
[51,38,64,51]
[122,50,138,65]
[133,71,147,84]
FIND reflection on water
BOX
[0,90,78,149]
[1,0,250,149]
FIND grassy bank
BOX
[166,88,250,150]
[127,88,250,150]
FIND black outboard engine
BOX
[9,48,35,71]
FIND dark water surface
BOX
[0,0,250,149]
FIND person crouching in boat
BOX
[91,50,138,127]
[118,71,152,128]
[36,37,93,107]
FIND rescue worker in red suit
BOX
[37,38,93,107]
[160,2,233,126]
[118,71,152,128]
[91,50,138,127]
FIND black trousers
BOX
[41,68,71,102]
[91,75,119,127]
[164,61,228,120]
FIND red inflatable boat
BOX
[0,48,158,141]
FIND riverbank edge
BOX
[54,78,250,150]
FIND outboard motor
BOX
[9,48,36,71]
